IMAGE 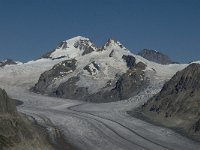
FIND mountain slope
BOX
[32,37,186,102]
[140,63,200,140]
[138,49,172,65]
[0,88,54,150]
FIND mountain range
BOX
[0,36,200,149]
[32,36,180,102]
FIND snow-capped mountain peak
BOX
[58,36,89,47]
[99,38,127,51]
[43,36,97,59]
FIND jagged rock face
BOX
[0,89,16,114]
[122,55,136,69]
[74,39,96,55]
[138,49,172,65]
[32,59,77,94]
[141,63,200,137]
[83,61,100,75]
[0,59,17,67]
[122,55,147,70]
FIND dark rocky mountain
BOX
[138,49,172,65]
[140,63,200,140]
[0,88,54,149]
[0,59,17,67]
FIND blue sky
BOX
[0,0,199,63]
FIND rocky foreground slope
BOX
[0,88,54,150]
[139,63,200,140]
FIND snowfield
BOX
[0,37,200,150]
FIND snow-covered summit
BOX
[99,39,127,51]
[42,36,130,60]
[43,36,97,59]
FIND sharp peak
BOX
[102,38,126,50]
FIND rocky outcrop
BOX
[86,60,148,102]
[140,63,200,140]
[122,55,136,69]
[83,61,100,75]
[138,49,172,65]
[0,89,16,114]
[74,39,96,55]
[0,88,54,150]
[0,59,17,67]
[113,67,148,99]
[32,59,77,94]
[52,76,89,100]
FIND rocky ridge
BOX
[140,63,200,140]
